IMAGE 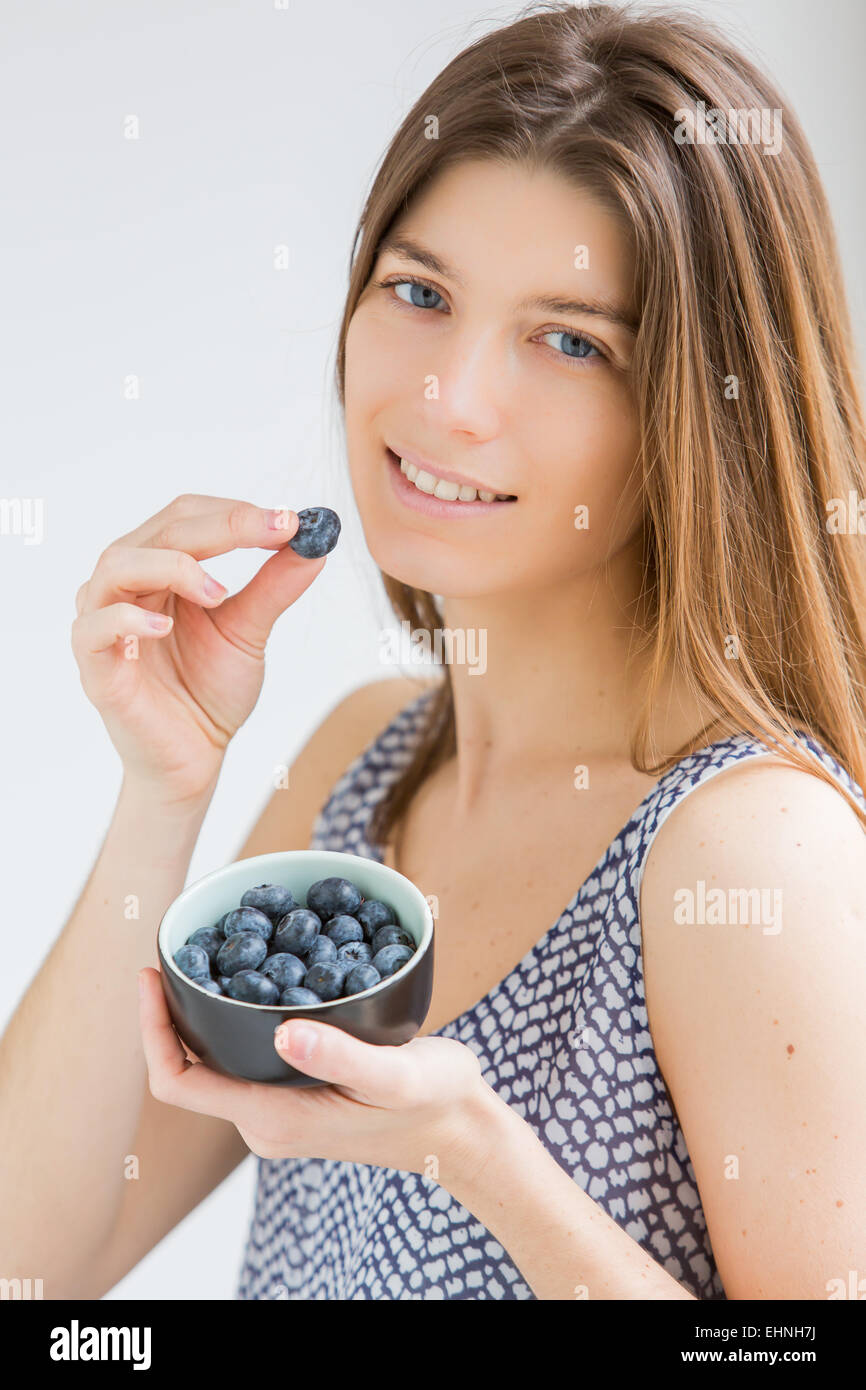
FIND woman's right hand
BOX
[71,494,327,805]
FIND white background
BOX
[1,0,863,1299]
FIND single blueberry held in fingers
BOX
[288,506,341,559]
[305,934,338,965]
[240,884,297,923]
[216,930,268,977]
[279,986,323,1006]
[343,963,382,997]
[274,908,321,957]
[337,939,372,965]
[356,899,395,940]
[307,876,362,921]
[173,944,211,982]
[304,961,350,1001]
[222,907,273,943]
[187,927,224,965]
[259,953,307,990]
[226,970,280,1004]
[323,914,364,948]
[371,923,414,955]
[372,943,414,979]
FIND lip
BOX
[385,447,517,517]
[387,445,516,499]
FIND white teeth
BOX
[398,456,512,503]
[413,469,437,494]
[432,477,460,501]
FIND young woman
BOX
[3,2,865,1300]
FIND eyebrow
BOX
[376,234,639,334]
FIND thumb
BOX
[215,545,327,648]
[273,1018,416,1103]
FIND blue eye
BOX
[384,278,447,311]
[539,330,601,361]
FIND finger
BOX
[273,1019,417,1106]
[139,500,300,564]
[83,546,233,613]
[71,601,175,657]
[215,546,327,648]
[137,967,253,1121]
[108,494,281,552]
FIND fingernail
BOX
[147,613,172,630]
[277,1024,317,1060]
[203,575,227,599]
[266,508,295,531]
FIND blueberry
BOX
[323,914,364,948]
[279,986,323,1006]
[222,907,273,943]
[173,944,211,982]
[216,930,268,977]
[187,927,224,965]
[218,975,232,991]
[213,912,232,935]
[371,943,414,978]
[197,977,224,995]
[274,908,321,957]
[225,970,280,1004]
[305,934,338,965]
[306,876,362,921]
[259,953,307,990]
[343,963,381,997]
[288,506,341,559]
[371,924,414,955]
[337,939,372,965]
[304,961,350,1002]
[356,899,395,940]
[240,883,298,923]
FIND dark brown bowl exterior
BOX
[157,933,434,1086]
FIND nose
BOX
[425,325,508,440]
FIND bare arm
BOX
[2,675,429,1299]
[640,758,866,1298]
[0,775,217,1298]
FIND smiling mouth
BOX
[385,448,517,504]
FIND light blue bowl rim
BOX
[158,849,434,1011]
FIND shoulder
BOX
[289,674,437,811]
[236,677,439,861]
[638,750,866,1297]
[321,674,440,748]
[642,748,866,917]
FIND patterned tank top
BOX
[236,684,864,1300]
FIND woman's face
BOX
[343,158,643,599]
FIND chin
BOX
[362,535,481,598]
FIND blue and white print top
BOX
[236,685,864,1299]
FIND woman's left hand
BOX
[138,968,490,1184]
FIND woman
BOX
[3,2,865,1300]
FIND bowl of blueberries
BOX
[157,850,435,1086]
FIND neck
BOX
[433,537,710,819]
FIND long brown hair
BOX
[333,0,866,847]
